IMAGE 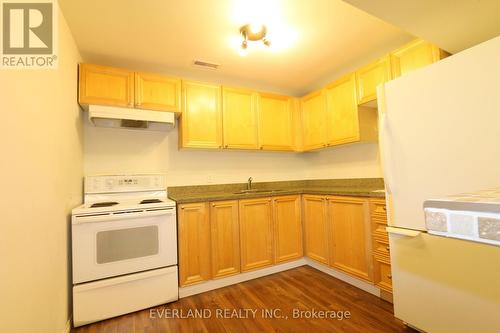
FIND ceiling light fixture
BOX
[239,23,271,54]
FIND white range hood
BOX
[88,105,175,131]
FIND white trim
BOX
[179,258,307,298]
[305,258,380,297]
[179,257,381,299]
[63,316,72,333]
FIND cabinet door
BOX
[325,74,360,146]
[356,56,392,105]
[78,64,134,107]
[301,90,326,150]
[273,195,303,263]
[239,198,273,271]
[327,197,372,281]
[210,200,240,278]
[222,87,259,149]
[303,195,329,264]
[178,202,211,286]
[391,39,443,78]
[259,93,294,151]
[135,72,181,112]
[180,81,222,149]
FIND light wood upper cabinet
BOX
[239,198,274,271]
[258,93,295,151]
[391,39,448,78]
[303,195,329,265]
[273,195,303,263]
[135,72,181,112]
[210,200,240,278]
[301,90,327,150]
[178,202,211,286]
[356,56,392,105]
[327,196,372,282]
[222,87,259,149]
[79,64,134,108]
[180,81,222,149]
[325,74,360,146]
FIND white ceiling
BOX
[59,0,413,96]
[343,0,500,54]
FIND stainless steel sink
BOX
[233,189,283,194]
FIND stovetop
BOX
[72,197,176,216]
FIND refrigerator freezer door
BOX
[380,36,500,231]
[390,232,500,333]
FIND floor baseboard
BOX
[305,258,381,297]
[179,258,308,298]
[179,257,381,299]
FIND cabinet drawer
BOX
[373,238,390,257]
[370,201,387,218]
[377,261,393,291]
[373,224,389,240]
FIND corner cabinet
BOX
[301,90,327,150]
[222,87,259,149]
[325,74,360,146]
[178,202,212,286]
[239,198,274,271]
[273,195,303,263]
[180,81,222,149]
[259,93,295,151]
[78,64,181,112]
[303,195,329,264]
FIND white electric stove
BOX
[71,174,178,327]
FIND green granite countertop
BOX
[168,179,385,204]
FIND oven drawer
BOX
[73,266,178,327]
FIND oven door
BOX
[72,207,177,284]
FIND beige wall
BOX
[83,119,382,186]
[0,9,82,333]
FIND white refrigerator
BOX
[378,36,500,333]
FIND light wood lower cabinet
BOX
[210,200,240,278]
[303,195,329,265]
[178,202,211,286]
[273,195,303,263]
[239,198,274,271]
[327,196,373,282]
[178,195,391,296]
[370,198,393,295]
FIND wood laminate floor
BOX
[72,266,416,333]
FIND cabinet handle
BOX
[387,274,392,280]
[260,146,263,150]
[386,246,390,251]
[382,206,387,211]
[225,145,228,148]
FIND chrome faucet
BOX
[247,177,253,190]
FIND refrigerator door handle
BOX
[386,226,422,237]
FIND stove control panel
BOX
[84,174,166,193]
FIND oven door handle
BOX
[72,208,175,224]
